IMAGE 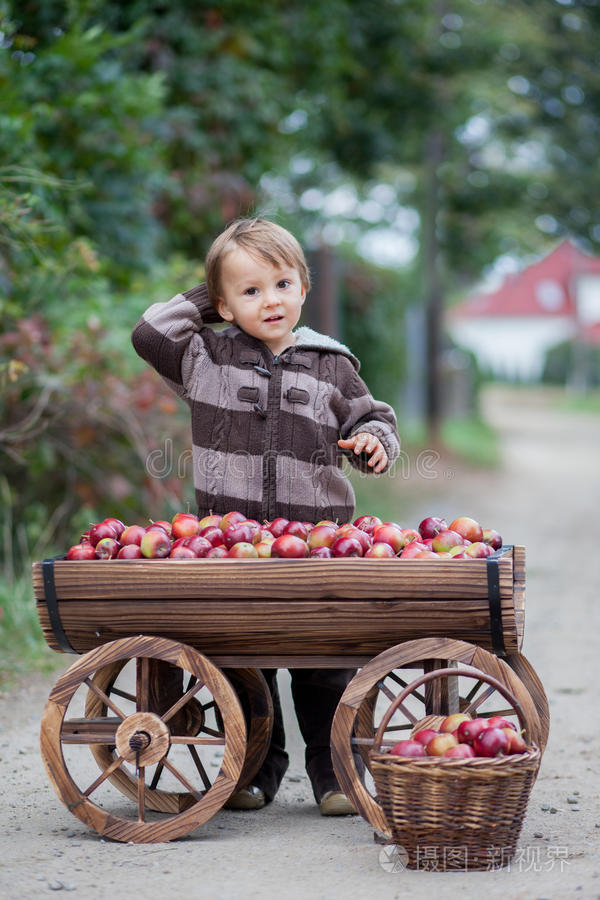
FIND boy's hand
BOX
[338,433,388,473]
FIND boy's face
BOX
[216,247,306,356]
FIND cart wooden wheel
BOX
[331,637,549,835]
[84,662,272,812]
[41,636,247,843]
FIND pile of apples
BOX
[65,512,502,561]
[389,712,529,759]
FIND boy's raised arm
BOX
[131,283,221,392]
[333,365,400,475]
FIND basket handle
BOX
[372,665,533,752]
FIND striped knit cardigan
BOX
[132,283,400,524]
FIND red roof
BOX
[451,241,600,321]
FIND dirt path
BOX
[1,386,599,899]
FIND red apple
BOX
[486,716,516,731]
[448,545,467,558]
[66,543,97,560]
[399,541,428,559]
[253,528,275,545]
[440,713,472,734]
[255,540,273,558]
[456,718,488,745]
[140,529,171,559]
[353,515,383,534]
[331,536,363,558]
[390,739,427,758]
[418,516,448,540]
[449,516,484,543]
[200,525,228,547]
[309,546,333,558]
[400,528,422,544]
[79,529,91,543]
[88,521,119,547]
[206,546,228,558]
[102,518,126,538]
[432,530,463,553]
[364,542,396,558]
[412,728,440,747]
[270,534,309,558]
[315,519,338,529]
[503,728,527,754]
[464,541,494,558]
[171,513,200,539]
[482,528,503,550]
[267,517,290,538]
[283,520,310,541]
[169,545,196,559]
[337,525,371,553]
[473,727,510,758]
[95,537,121,559]
[414,550,440,559]
[198,513,223,530]
[426,733,458,756]
[116,544,143,559]
[222,522,255,549]
[150,519,173,537]
[219,511,247,531]
[307,524,337,550]
[443,743,476,759]
[372,525,406,553]
[227,541,259,558]
[183,536,213,558]
[120,524,146,547]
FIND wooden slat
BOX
[37,593,521,657]
[32,556,514,601]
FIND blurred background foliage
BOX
[1,0,600,631]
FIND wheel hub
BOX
[115,713,170,766]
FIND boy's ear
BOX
[216,298,234,321]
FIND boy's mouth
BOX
[264,314,284,322]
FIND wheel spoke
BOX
[110,686,136,704]
[386,672,426,705]
[376,680,417,724]
[187,744,212,792]
[196,724,224,739]
[84,678,126,720]
[136,657,150,713]
[137,767,146,822]
[150,757,167,791]
[185,674,197,693]
[462,684,497,716]
[161,678,205,725]
[170,735,225,745]
[83,753,125,797]
[160,757,204,801]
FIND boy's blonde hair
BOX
[205,218,311,305]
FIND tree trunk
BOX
[423,126,445,446]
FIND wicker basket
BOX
[369,667,542,871]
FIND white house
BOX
[447,241,600,381]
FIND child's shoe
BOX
[318,790,357,816]
[223,785,266,810]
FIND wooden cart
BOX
[33,545,549,843]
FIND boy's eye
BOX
[277,280,291,289]
[244,287,258,296]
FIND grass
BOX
[399,414,501,469]
[0,572,62,690]
[554,386,600,415]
